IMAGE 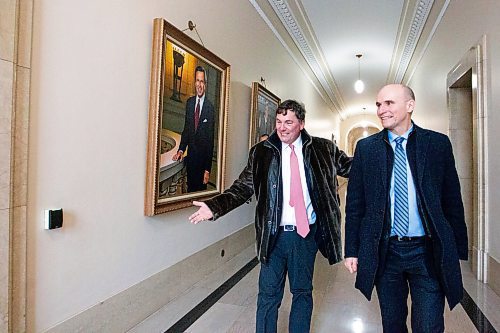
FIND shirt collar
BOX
[388,124,414,143]
[282,135,303,151]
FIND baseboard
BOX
[471,247,478,277]
[488,254,500,297]
[45,223,254,333]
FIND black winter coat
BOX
[345,125,468,309]
[205,129,352,264]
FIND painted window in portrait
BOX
[145,18,230,215]
[249,82,280,147]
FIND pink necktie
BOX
[289,144,309,238]
[194,99,200,131]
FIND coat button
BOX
[272,184,277,188]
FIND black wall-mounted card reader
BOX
[44,209,63,229]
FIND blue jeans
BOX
[376,238,445,333]
[256,224,318,333]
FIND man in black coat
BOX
[344,84,468,333]
[189,100,351,333]
[172,66,215,192]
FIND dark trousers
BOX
[256,224,318,333]
[185,158,207,193]
[376,238,445,333]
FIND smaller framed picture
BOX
[249,82,281,147]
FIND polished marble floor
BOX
[129,244,500,333]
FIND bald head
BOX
[379,84,415,101]
[376,84,415,135]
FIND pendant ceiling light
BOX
[354,54,365,94]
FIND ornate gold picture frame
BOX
[145,18,230,216]
[249,82,280,147]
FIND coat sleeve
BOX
[441,137,468,260]
[344,143,365,258]
[334,144,353,178]
[204,147,255,220]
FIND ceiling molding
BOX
[405,0,450,83]
[395,0,434,82]
[251,0,447,120]
[251,0,346,119]
[387,0,443,83]
[249,0,344,118]
[268,0,346,118]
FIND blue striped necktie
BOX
[393,137,409,236]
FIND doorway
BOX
[447,36,488,282]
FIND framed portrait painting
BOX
[249,82,280,147]
[145,18,230,216]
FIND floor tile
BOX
[186,303,245,333]
[132,241,500,333]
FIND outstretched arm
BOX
[189,201,213,224]
[191,146,256,222]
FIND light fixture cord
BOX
[358,57,361,80]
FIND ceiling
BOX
[250,0,448,119]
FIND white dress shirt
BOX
[280,136,316,226]
[196,95,205,116]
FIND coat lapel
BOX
[415,126,430,186]
[373,131,388,195]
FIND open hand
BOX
[189,201,214,224]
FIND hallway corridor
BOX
[130,245,500,333]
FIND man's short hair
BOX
[195,65,206,81]
[276,99,306,121]
[403,85,415,101]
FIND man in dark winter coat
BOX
[190,99,351,333]
[345,84,468,333]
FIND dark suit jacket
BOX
[345,124,468,309]
[179,95,215,174]
[258,113,274,137]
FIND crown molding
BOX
[250,0,447,118]
[405,0,450,83]
[388,0,450,84]
[393,0,434,82]
[249,0,346,119]
[267,0,346,115]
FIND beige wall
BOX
[408,0,499,262]
[26,0,500,330]
[28,0,339,331]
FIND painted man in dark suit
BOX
[258,101,274,138]
[173,66,215,192]
[344,84,468,333]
